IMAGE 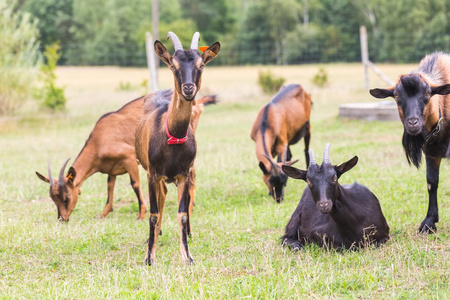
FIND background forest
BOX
[16,0,450,66]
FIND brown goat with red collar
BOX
[36,93,216,222]
[135,32,220,265]
[251,84,312,203]
[370,52,450,233]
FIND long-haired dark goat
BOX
[36,94,216,222]
[250,84,312,202]
[370,52,450,233]
[281,144,390,250]
[135,32,220,265]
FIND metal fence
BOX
[59,33,450,67]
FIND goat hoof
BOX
[419,220,437,234]
[136,213,146,221]
[145,257,154,266]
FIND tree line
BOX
[13,0,450,66]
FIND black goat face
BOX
[304,164,338,214]
[260,161,290,203]
[370,74,450,136]
[282,144,358,214]
[268,172,288,203]
[395,75,430,136]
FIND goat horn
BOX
[308,149,316,167]
[48,158,55,187]
[58,158,71,187]
[323,143,331,164]
[190,32,200,50]
[167,31,183,52]
[263,154,280,176]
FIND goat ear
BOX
[259,162,270,175]
[67,167,76,185]
[369,88,394,99]
[154,40,172,66]
[335,156,358,178]
[36,171,50,184]
[202,42,220,65]
[431,84,450,96]
[282,165,307,181]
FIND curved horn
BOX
[323,143,331,164]
[48,158,55,187]
[308,149,316,167]
[58,158,71,187]
[167,31,183,52]
[190,32,200,50]
[263,154,280,176]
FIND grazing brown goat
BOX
[135,32,220,265]
[250,84,312,202]
[370,52,450,233]
[36,94,216,222]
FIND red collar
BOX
[165,112,188,145]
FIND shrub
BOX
[311,67,329,87]
[0,0,40,116]
[36,42,67,111]
[258,70,285,94]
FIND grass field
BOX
[1,64,449,299]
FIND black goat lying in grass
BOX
[281,144,390,250]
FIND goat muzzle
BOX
[317,200,332,214]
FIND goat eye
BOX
[306,179,312,187]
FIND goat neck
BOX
[166,91,194,139]
[69,153,97,188]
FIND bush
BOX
[311,67,329,87]
[36,42,67,111]
[258,70,286,94]
[0,0,40,116]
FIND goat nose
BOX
[183,84,195,95]
[319,202,329,209]
[408,118,419,126]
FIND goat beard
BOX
[402,129,426,169]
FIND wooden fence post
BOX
[360,25,370,90]
[146,32,158,92]
[360,25,394,89]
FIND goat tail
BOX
[196,95,218,106]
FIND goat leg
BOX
[177,175,194,265]
[128,163,147,220]
[100,175,116,218]
[420,156,441,233]
[304,121,311,167]
[145,177,162,266]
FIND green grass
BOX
[1,64,449,299]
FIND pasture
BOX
[1,64,449,299]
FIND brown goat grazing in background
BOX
[36,98,147,221]
[135,32,220,265]
[36,94,216,222]
[370,52,450,233]
[251,84,312,202]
